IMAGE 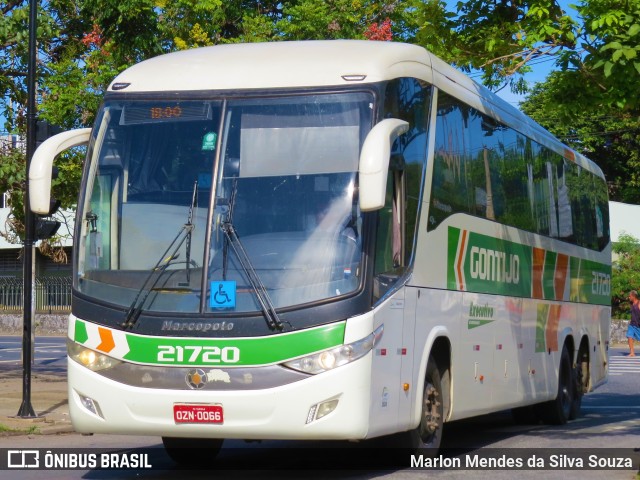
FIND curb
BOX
[0,415,73,436]
[39,423,74,435]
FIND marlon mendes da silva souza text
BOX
[410,454,634,469]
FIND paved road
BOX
[0,336,66,374]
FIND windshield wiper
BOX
[185,181,198,283]
[122,182,198,330]
[221,221,283,331]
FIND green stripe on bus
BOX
[570,258,611,305]
[447,227,461,290]
[74,319,89,344]
[535,304,549,353]
[543,251,557,300]
[119,322,346,366]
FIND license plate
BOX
[173,404,224,424]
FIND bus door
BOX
[369,289,408,437]
[369,166,417,435]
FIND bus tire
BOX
[540,345,574,425]
[162,437,224,465]
[569,349,587,420]
[407,357,445,453]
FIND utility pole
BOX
[17,0,39,418]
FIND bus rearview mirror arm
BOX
[29,128,92,214]
[358,118,409,212]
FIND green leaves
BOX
[628,23,640,36]
[577,1,640,109]
[413,0,581,93]
[410,0,640,109]
[521,69,640,207]
[611,233,640,317]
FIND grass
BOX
[0,422,40,435]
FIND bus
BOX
[30,40,611,461]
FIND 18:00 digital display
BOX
[149,106,183,119]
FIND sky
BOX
[488,57,557,108]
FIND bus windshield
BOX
[76,92,373,316]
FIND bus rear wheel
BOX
[569,348,588,420]
[539,345,574,425]
[162,437,224,466]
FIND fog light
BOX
[316,399,339,420]
[306,397,339,424]
[78,393,104,419]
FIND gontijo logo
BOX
[447,227,610,305]
[469,245,520,284]
[448,227,532,297]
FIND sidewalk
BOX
[0,368,73,436]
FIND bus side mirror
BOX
[358,118,409,211]
[29,128,91,214]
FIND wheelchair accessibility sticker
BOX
[210,281,236,308]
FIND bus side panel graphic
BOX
[447,227,610,305]
[448,227,532,298]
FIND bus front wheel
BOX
[408,358,445,452]
[162,437,224,466]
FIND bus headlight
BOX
[283,325,383,375]
[68,340,122,372]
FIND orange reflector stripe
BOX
[96,327,115,353]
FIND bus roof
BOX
[109,40,432,93]
[108,40,603,179]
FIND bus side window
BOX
[373,78,431,301]
[373,171,404,301]
[85,169,118,270]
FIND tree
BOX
[412,0,640,107]
[0,0,95,249]
[514,1,640,114]
[412,0,581,93]
[611,232,640,317]
[411,0,640,201]
[567,0,640,111]
[2,0,639,253]
[520,74,640,204]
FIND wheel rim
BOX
[420,381,442,446]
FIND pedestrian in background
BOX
[627,290,640,357]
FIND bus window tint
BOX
[429,91,610,252]
[373,78,431,300]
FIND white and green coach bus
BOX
[30,40,610,461]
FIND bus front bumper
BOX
[67,355,372,440]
